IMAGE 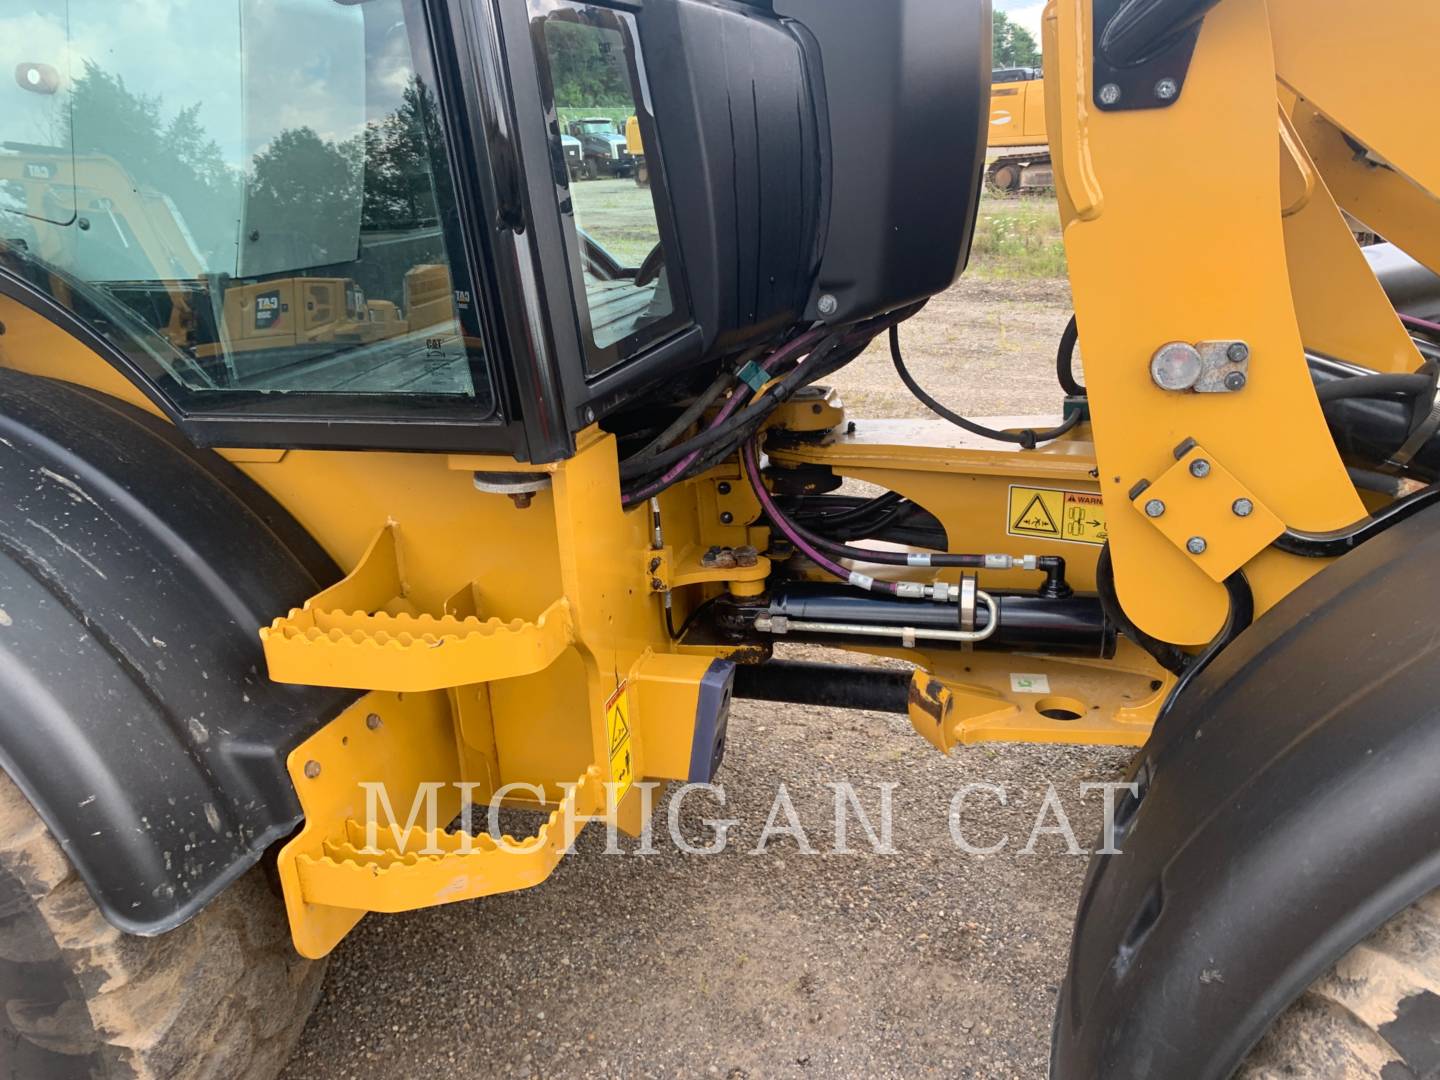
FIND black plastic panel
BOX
[772,0,990,324]
[0,370,354,935]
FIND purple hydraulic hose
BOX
[623,326,830,505]
[741,440,899,596]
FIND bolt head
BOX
[817,294,839,317]
[717,481,731,495]
[1224,371,1248,392]
[1227,342,1250,364]
[1099,83,1122,106]
[1186,536,1208,555]
[720,511,734,525]
[1155,78,1179,101]
[1144,499,1166,518]
[1189,458,1211,478]
[366,713,382,730]
[1232,498,1254,518]
[304,760,322,779]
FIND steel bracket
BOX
[1130,440,1283,581]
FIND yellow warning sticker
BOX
[1007,485,1108,546]
[605,684,634,802]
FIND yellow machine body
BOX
[1,0,1436,961]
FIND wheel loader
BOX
[0,0,1437,1076]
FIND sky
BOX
[995,0,1046,45]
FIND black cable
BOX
[1315,372,1430,403]
[1056,315,1085,397]
[1095,544,1190,676]
[620,331,853,484]
[1157,570,1254,721]
[890,325,1080,449]
[665,594,724,641]
[621,329,871,494]
[1273,482,1440,557]
[1346,466,1408,498]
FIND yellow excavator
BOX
[2,1,1440,1078]
[987,66,1052,193]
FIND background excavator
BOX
[1,1,1439,1078]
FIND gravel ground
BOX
[282,271,1127,1080]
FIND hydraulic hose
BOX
[1315,372,1431,403]
[1095,544,1190,676]
[1056,315,1085,397]
[742,439,900,595]
[1157,569,1254,720]
[1273,482,1440,558]
[890,325,1079,449]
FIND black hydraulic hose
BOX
[1273,482,1440,558]
[1101,0,1222,67]
[1157,569,1254,720]
[1346,466,1408,498]
[621,331,859,485]
[1056,315,1085,397]
[1315,372,1431,403]
[1095,544,1190,676]
[890,325,1080,449]
[631,349,762,462]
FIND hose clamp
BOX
[959,573,978,652]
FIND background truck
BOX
[1,0,1439,1078]
[567,116,636,179]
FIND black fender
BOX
[1052,500,1440,1079]
[0,369,354,935]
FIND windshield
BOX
[576,121,615,134]
[0,0,492,414]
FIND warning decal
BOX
[605,684,634,801]
[1007,485,1108,546]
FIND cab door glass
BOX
[0,0,492,410]
[533,2,683,366]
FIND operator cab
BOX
[0,0,988,461]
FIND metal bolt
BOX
[1186,536,1208,555]
[1232,498,1254,518]
[77,217,90,231]
[509,491,533,510]
[1144,499,1166,518]
[366,713,382,730]
[582,407,595,424]
[717,481,731,495]
[1155,78,1179,101]
[1224,371,1248,392]
[719,511,734,525]
[650,577,664,591]
[1189,458,1211,478]
[304,760,322,779]
[817,294,839,317]
[1227,342,1250,364]
[1098,83,1122,106]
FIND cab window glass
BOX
[533,2,684,368]
[0,0,491,409]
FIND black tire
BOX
[0,773,325,1079]
[1237,888,1440,1078]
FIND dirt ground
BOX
[282,251,1129,1080]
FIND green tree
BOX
[993,10,1041,68]
[65,62,240,266]
[545,20,632,109]
[244,126,362,266]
